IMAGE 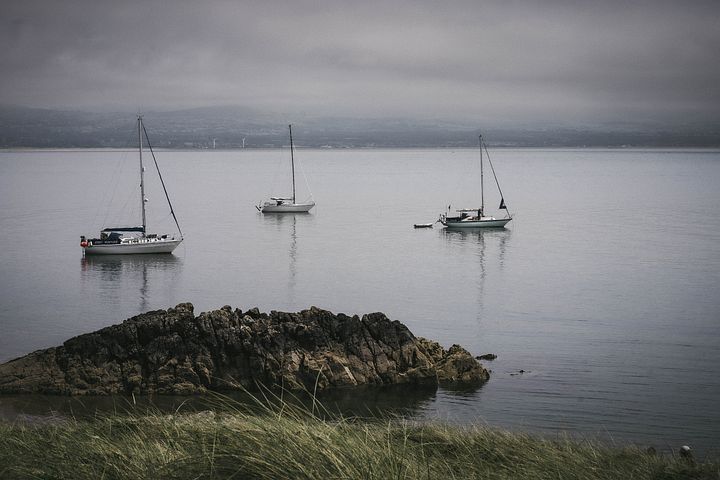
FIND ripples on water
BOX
[0,148,719,455]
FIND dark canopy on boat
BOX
[102,227,144,232]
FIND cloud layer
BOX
[2,0,719,125]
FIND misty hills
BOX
[1,105,718,148]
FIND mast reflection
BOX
[261,213,307,299]
[80,255,182,313]
[441,228,512,267]
[440,227,512,326]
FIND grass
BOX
[0,391,718,480]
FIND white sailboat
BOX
[257,124,315,213]
[80,116,183,255]
[439,134,512,229]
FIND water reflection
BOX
[261,214,308,298]
[80,254,182,276]
[439,380,489,398]
[441,228,512,263]
[440,229,512,308]
[80,254,182,312]
[0,384,439,422]
[290,216,297,283]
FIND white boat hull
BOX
[260,202,315,213]
[83,238,182,255]
[443,218,511,229]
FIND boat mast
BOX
[289,124,296,204]
[141,119,184,239]
[138,116,147,234]
[479,134,484,216]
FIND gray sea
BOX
[1,147,719,455]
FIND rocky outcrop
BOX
[0,303,489,395]
[476,353,497,361]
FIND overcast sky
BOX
[2,0,719,126]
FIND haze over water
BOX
[1,147,719,455]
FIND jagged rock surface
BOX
[0,303,489,395]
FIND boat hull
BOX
[260,202,315,213]
[83,238,182,255]
[443,218,511,229]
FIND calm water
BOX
[1,147,719,455]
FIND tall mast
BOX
[479,134,484,215]
[289,124,296,204]
[139,116,147,234]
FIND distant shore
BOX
[3,146,720,153]
[3,104,720,149]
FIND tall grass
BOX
[1,391,717,479]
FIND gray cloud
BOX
[2,0,719,125]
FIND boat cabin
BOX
[445,208,485,222]
[269,197,294,206]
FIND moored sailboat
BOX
[80,116,183,255]
[439,134,512,229]
[257,125,315,213]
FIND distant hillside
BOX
[1,105,718,148]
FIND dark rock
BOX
[476,353,497,361]
[435,344,489,384]
[0,303,490,395]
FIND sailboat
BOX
[439,134,512,229]
[257,124,315,213]
[80,116,183,255]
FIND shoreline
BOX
[1,399,717,479]
[3,146,720,153]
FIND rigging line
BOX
[142,122,184,239]
[98,127,136,228]
[270,147,285,195]
[451,150,471,209]
[102,171,139,228]
[295,149,313,200]
[115,183,140,227]
[482,141,512,218]
[100,149,130,228]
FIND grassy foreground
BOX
[0,395,717,480]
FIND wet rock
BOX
[436,345,490,384]
[476,353,497,361]
[0,303,490,395]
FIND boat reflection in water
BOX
[441,227,512,269]
[440,227,512,308]
[260,212,312,302]
[437,227,512,401]
[266,213,299,283]
[80,254,183,314]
